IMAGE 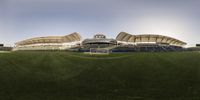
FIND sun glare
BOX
[135,15,187,37]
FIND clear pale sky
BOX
[0,0,200,47]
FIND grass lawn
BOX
[0,51,200,100]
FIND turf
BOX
[0,51,200,100]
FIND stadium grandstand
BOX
[112,32,187,52]
[80,34,117,52]
[14,32,187,52]
[14,32,81,51]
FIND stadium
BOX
[2,32,200,100]
[1,33,200,100]
[13,32,187,52]
[113,32,187,52]
[13,32,81,51]
[1,0,200,99]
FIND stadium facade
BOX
[82,34,117,48]
[14,32,187,52]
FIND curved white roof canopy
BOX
[116,32,187,46]
[15,32,81,46]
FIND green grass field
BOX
[0,51,200,100]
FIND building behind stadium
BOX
[14,32,187,52]
[0,44,13,51]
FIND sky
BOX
[0,0,200,47]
